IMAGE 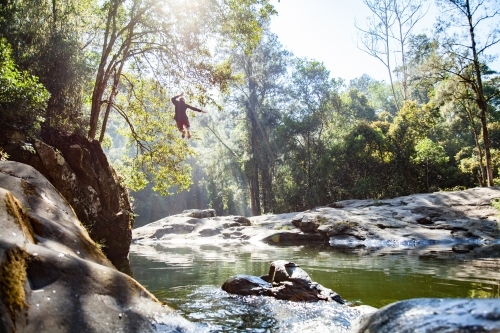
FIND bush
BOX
[0,38,49,137]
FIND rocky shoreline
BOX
[133,187,500,249]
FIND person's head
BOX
[180,97,185,102]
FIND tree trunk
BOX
[465,0,494,186]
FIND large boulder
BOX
[1,128,133,269]
[0,161,201,333]
[222,260,345,304]
[350,298,500,333]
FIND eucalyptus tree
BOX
[433,75,487,185]
[355,0,429,111]
[434,0,500,186]
[228,30,290,215]
[412,137,449,191]
[387,101,441,194]
[276,59,343,210]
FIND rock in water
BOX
[222,260,345,304]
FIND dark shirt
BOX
[171,95,203,122]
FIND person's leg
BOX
[176,121,185,138]
[185,119,191,139]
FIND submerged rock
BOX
[0,162,201,333]
[350,298,500,333]
[222,260,345,304]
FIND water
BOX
[129,242,500,332]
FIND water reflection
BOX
[129,243,500,331]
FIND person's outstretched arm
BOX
[186,104,207,113]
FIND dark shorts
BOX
[176,118,190,131]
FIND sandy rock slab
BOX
[0,161,202,333]
[134,188,500,250]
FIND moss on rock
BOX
[4,192,36,244]
[0,247,29,329]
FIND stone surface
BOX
[1,128,134,269]
[350,298,500,333]
[222,260,345,304]
[0,162,202,333]
[183,209,216,218]
[134,187,500,252]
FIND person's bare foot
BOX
[182,130,186,138]
[187,131,191,139]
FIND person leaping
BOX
[171,92,207,139]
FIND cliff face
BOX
[1,127,133,269]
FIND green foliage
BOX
[223,0,277,54]
[0,0,92,132]
[413,138,449,166]
[0,38,49,136]
[107,77,194,196]
[457,147,500,183]
[413,138,449,190]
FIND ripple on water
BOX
[174,286,361,333]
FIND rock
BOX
[0,162,201,333]
[262,232,324,244]
[221,275,271,296]
[133,187,500,251]
[183,209,216,218]
[2,128,134,269]
[266,260,312,283]
[232,216,252,226]
[291,214,326,233]
[222,261,345,304]
[416,216,433,225]
[350,298,500,333]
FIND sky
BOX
[269,0,500,83]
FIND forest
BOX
[1,0,499,226]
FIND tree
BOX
[87,0,276,141]
[0,38,50,137]
[356,0,428,111]
[0,0,92,130]
[341,88,377,121]
[435,0,500,186]
[387,101,440,194]
[412,137,449,191]
[433,75,488,185]
[277,59,343,209]
[229,30,290,215]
